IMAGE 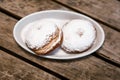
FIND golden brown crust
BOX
[26,27,63,55]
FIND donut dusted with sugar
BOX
[61,19,96,53]
[25,21,62,55]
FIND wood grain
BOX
[98,23,120,64]
[0,0,68,17]
[55,0,120,31]
[0,0,120,65]
[0,50,59,80]
[0,12,120,80]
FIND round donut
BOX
[61,19,96,53]
[25,21,62,55]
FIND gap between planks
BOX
[0,7,120,68]
[0,46,69,80]
[52,0,120,32]
[117,0,120,2]
[1,3,120,32]
[93,53,120,68]
[0,7,21,20]
[0,45,120,69]
[0,50,60,80]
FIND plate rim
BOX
[13,10,105,60]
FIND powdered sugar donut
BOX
[61,19,96,53]
[25,21,62,55]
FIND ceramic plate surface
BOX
[13,10,105,60]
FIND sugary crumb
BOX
[25,21,57,49]
[61,19,96,52]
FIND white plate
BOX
[13,10,105,60]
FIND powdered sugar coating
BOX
[25,21,57,49]
[61,19,96,52]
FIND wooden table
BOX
[0,0,120,80]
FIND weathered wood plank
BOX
[0,0,120,64]
[0,50,60,80]
[0,0,68,17]
[97,23,120,64]
[0,12,120,80]
[55,0,120,31]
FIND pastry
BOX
[25,21,62,55]
[61,19,96,53]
